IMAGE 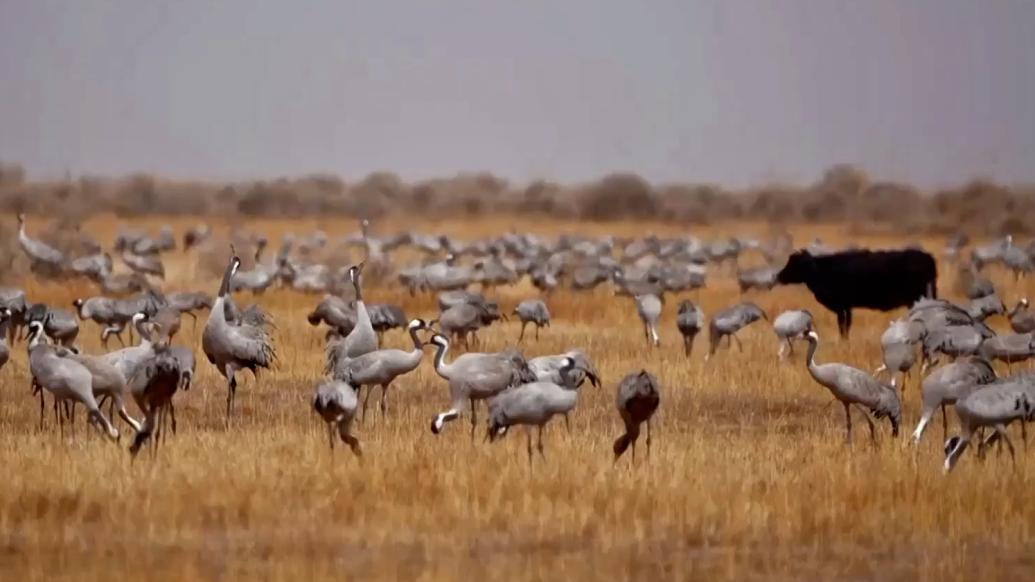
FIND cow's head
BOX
[776,250,815,284]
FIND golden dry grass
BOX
[1,215,1034,581]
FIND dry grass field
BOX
[1,215,1033,581]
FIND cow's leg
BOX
[844,310,853,338]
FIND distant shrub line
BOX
[1,161,1032,235]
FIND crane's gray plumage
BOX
[332,319,428,420]
[635,293,663,348]
[428,334,536,436]
[979,333,1035,370]
[912,357,997,444]
[944,379,1035,472]
[873,318,923,387]
[486,356,598,467]
[513,299,550,343]
[613,370,661,463]
[707,302,767,359]
[312,377,362,456]
[326,264,377,370]
[966,293,1006,322]
[804,330,901,444]
[26,304,79,348]
[126,343,184,458]
[27,322,118,440]
[17,213,66,273]
[202,254,277,424]
[921,325,990,371]
[772,309,813,360]
[676,300,704,358]
[1008,298,1035,334]
[528,350,600,389]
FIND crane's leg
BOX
[872,364,887,378]
[733,335,744,352]
[526,427,533,470]
[843,402,853,445]
[362,385,374,423]
[338,422,362,457]
[327,423,335,451]
[646,418,653,460]
[518,322,527,343]
[787,339,796,357]
[380,383,389,416]
[535,324,540,341]
[563,413,571,434]
[169,402,177,435]
[224,366,238,427]
[912,406,934,444]
[188,311,198,333]
[469,398,477,441]
[853,404,877,447]
[994,424,1017,468]
[777,340,786,361]
[536,426,546,460]
[38,388,45,431]
[941,405,948,442]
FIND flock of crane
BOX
[6,214,1035,471]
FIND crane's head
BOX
[806,329,820,343]
[26,320,45,346]
[132,312,148,325]
[16,213,25,226]
[0,307,10,321]
[1022,298,1030,308]
[407,318,427,331]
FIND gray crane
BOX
[428,334,535,437]
[979,333,1035,371]
[944,380,1035,472]
[326,264,377,368]
[921,325,991,372]
[966,293,1006,322]
[332,319,429,420]
[165,291,214,328]
[433,300,504,347]
[529,350,599,390]
[707,302,767,359]
[873,318,923,388]
[202,254,277,424]
[486,356,598,467]
[736,266,779,293]
[312,376,362,456]
[912,357,997,444]
[1008,299,1035,334]
[121,250,165,280]
[17,213,66,275]
[27,321,119,440]
[369,303,408,340]
[0,287,28,343]
[513,299,550,343]
[772,309,814,360]
[676,300,704,358]
[26,304,79,348]
[635,293,663,348]
[0,307,11,372]
[126,340,184,458]
[613,369,661,463]
[803,330,901,445]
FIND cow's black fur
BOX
[777,248,937,338]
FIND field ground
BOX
[1,216,1033,581]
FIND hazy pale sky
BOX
[1,1,1032,187]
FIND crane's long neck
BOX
[432,341,451,378]
[805,337,821,379]
[408,326,424,352]
[352,274,363,303]
[217,261,235,299]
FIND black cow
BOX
[776,248,937,338]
